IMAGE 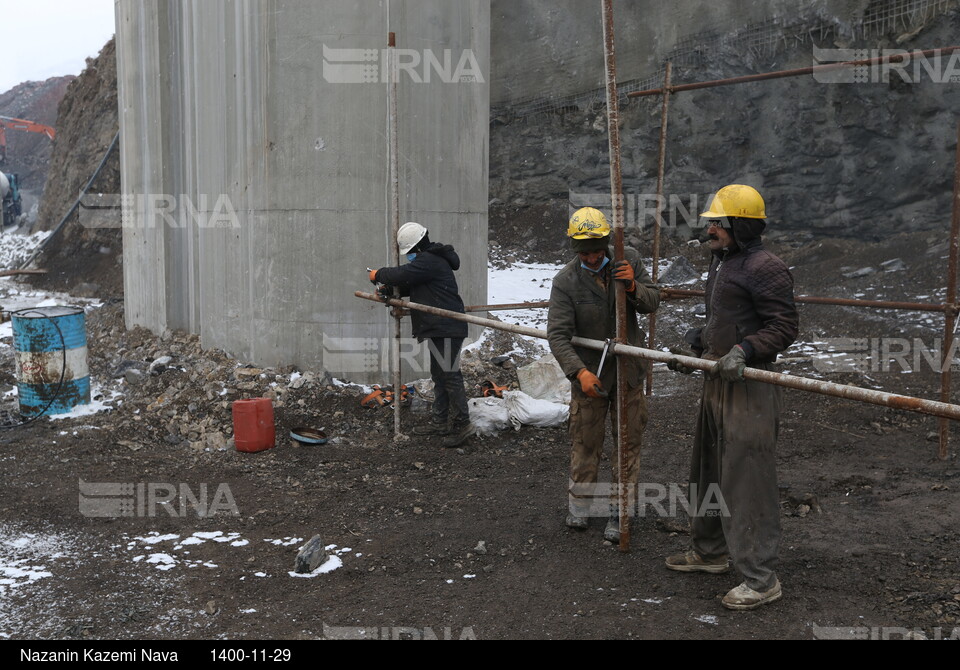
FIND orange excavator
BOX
[0,116,56,227]
[0,115,56,164]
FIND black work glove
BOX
[667,346,697,375]
[712,345,747,382]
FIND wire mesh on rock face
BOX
[492,0,956,122]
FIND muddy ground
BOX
[1,231,959,641]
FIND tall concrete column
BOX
[117,0,489,382]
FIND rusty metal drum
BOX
[12,306,90,417]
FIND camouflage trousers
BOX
[567,380,648,517]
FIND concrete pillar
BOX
[117,0,490,382]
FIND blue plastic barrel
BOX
[12,306,91,417]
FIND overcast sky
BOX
[0,0,116,95]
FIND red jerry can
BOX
[232,398,276,453]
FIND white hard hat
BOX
[397,221,427,255]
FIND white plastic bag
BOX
[503,390,569,429]
[516,354,571,404]
[468,397,512,436]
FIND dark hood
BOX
[423,242,461,271]
[712,218,766,259]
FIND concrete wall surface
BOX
[118,0,490,382]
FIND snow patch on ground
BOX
[486,261,560,335]
[0,525,77,638]
[288,554,343,578]
[0,231,51,270]
[47,384,123,420]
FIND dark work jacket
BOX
[375,243,468,340]
[547,246,660,389]
[688,222,798,363]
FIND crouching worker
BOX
[371,222,473,448]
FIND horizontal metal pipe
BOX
[470,293,954,314]
[465,302,549,313]
[628,46,960,98]
[356,291,960,422]
[661,288,955,313]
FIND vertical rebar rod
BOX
[940,120,960,460]
[388,31,403,441]
[646,62,672,397]
[601,0,630,552]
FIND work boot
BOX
[664,550,731,574]
[412,419,449,436]
[441,421,473,448]
[565,513,588,530]
[721,579,782,611]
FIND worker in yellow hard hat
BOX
[665,184,798,611]
[547,206,660,542]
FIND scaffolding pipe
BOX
[388,32,403,441]
[466,294,958,316]
[627,46,960,99]
[661,288,956,313]
[601,0,631,552]
[647,62,672,398]
[356,292,960,427]
[940,121,960,460]
[465,302,549,312]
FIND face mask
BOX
[406,253,418,262]
[581,256,610,274]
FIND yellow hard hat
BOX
[701,185,766,219]
[567,207,611,239]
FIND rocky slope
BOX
[489,8,960,243]
[0,76,73,209]
[26,38,121,296]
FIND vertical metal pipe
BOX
[388,31,403,440]
[940,120,960,460]
[601,0,630,552]
[646,62,672,397]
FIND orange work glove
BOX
[612,260,636,293]
[576,368,607,399]
[369,269,379,283]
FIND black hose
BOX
[18,129,120,271]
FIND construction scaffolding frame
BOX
[480,35,960,461]
[361,5,960,558]
[625,47,960,461]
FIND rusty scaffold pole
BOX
[661,288,957,313]
[940,121,960,460]
[356,291,960,423]
[601,0,631,552]
[388,32,404,441]
[469,292,959,313]
[646,61,672,397]
[626,47,960,99]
